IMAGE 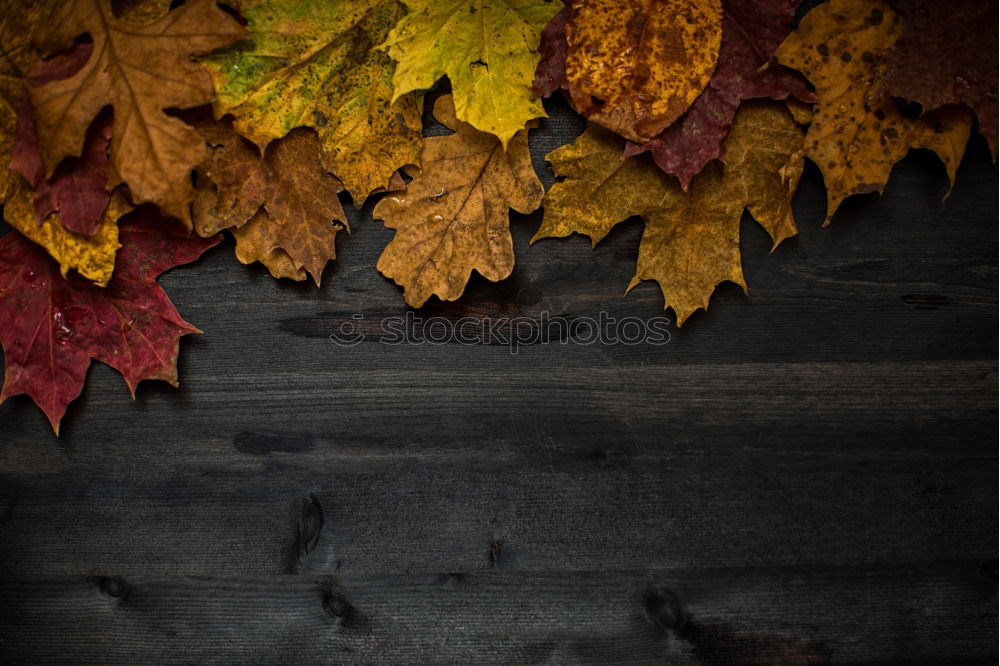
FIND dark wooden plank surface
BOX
[2,563,993,664]
[1,94,997,663]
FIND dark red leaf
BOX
[531,6,569,98]
[0,211,219,433]
[883,0,997,158]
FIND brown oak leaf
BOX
[0,209,219,433]
[27,0,246,225]
[193,120,347,286]
[373,95,544,308]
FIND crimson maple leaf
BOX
[0,210,219,433]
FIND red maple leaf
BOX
[0,210,219,433]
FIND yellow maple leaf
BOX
[382,0,561,147]
[773,0,971,223]
[535,101,804,326]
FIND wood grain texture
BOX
[1,563,994,664]
[1,92,997,663]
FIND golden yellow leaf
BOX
[773,0,971,223]
[373,95,544,307]
[563,0,723,143]
[202,0,422,203]
[535,101,803,326]
[382,0,560,147]
[4,175,126,287]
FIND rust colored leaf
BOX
[0,210,219,433]
[624,0,816,188]
[534,101,803,326]
[232,211,308,282]
[373,95,544,307]
[561,0,723,143]
[193,121,347,286]
[883,0,997,158]
[774,0,972,223]
[27,0,246,225]
[11,43,111,236]
[192,119,272,238]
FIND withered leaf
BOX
[27,0,246,225]
[561,0,724,143]
[883,0,997,158]
[624,0,816,188]
[774,0,972,223]
[192,118,271,238]
[535,101,804,325]
[193,121,347,286]
[373,95,544,307]
[232,210,310,283]
[203,0,423,203]
[0,209,219,433]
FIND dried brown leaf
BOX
[27,0,246,225]
[373,95,544,307]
